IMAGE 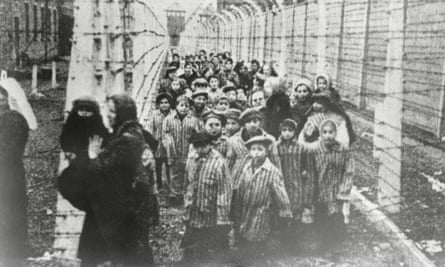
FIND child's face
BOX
[237,89,247,102]
[320,124,337,141]
[226,90,237,102]
[245,118,261,133]
[176,101,189,115]
[171,81,181,91]
[204,117,223,137]
[281,127,295,141]
[215,99,230,111]
[251,91,265,107]
[209,78,219,89]
[159,98,171,112]
[193,95,207,109]
[296,85,310,101]
[317,77,328,91]
[226,119,240,136]
[249,144,267,164]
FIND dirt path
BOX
[150,191,406,267]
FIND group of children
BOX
[144,49,355,265]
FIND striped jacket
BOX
[273,138,316,219]
[162,111,200,164]
[143,109,172,158]
[227,128,281,185]
[310,140,354,214]
[184,149,232,228]
[232,158,292,242]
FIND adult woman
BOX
[60,94,155,266]
[0,82,35,264]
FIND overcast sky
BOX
[148,0,217,27]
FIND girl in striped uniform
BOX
[162,95,200,205]
[144,93,173,189]
[309,119,354,251]
[182,131,232,264]
[231,135,292,264]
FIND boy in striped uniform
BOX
[273,119,316,251]
[231,135,292,264]
[162,95,200,205]
[311,119,354,250]
[224,108,241,137]
[182,131,232,264]
[144,93,173,189]
[227,108,281,184]
[202,110,230,158]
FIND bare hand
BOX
[88,135,103,159]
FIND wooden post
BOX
[357,0,372,109]
[377,0,406,214]
[51,61,57,89]
[31,64,38,94]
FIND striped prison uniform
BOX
[231,158,292,242]
[227,128,281,186]
[184,149,232,228]
[299,112,350,148]
[273,137,316,220]
[162,111,200,196]
[144,109,172,159]
[310,140,354,214]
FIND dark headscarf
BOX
[312,93,356,145]
[109,94,138,131]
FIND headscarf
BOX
[315,72,332,89]
[0,78,38,130]
[108,94,138,131]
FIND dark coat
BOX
[0,110,29,260]
[264,92,292,138]
[58,120,155,266]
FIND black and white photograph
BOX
[1,0,445,266]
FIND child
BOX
[273,119,316,251]
[309,119,353,251]
[162,95,200,205]
[214,95,230,112]
[231,135,292,265]
[224,108,241,137]
[182,131,232,264]
[236,88,248,110]
[227,108,281,184]
[144,93,173,189]
[314,73,341,103]
[202,110,229,158]
[191,89,210,120]
[208,75,221,108]
[222,85,243,110]
[168,78,185,104]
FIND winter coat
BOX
[0,110,29,260]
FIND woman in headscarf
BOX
[58,96,111,266]
[263,78,292,138]
[70,94,154,266]
[0,84,32,265]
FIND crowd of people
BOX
[0,48,356,267]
